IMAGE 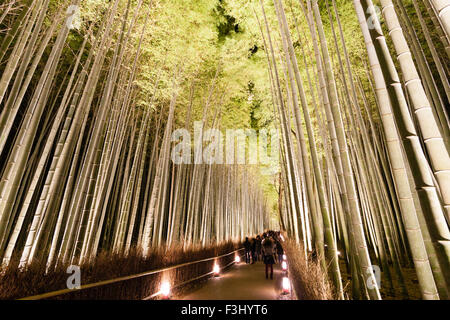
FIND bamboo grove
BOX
[0,0,449,301]
[0,0,268,271]
[256,0,450,300]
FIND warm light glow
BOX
[160,281,171,298]
[280,234,285,241]
[213,263,220,275]
[282,261,287,271]
[282,254,287,261]
[282,277,291,294]
[235,255,241,263]
[337,251,341,256]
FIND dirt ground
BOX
[338,257,422,300]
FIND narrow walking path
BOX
[181,260,289,300]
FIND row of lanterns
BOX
[159,252,291,299]
[281,254,290,295]
[159,255,237,299]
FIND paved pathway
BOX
[182,260,289,300]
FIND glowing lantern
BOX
[235,255,241,263]
[281,261,287,271]
[160,281,171,299]
[282,277,291,294]
[337,251,341,256]
[213,263,220,277]
[282,254,287,261]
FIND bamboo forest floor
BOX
[179,260,291,300]
[338,257,422,300]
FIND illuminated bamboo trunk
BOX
[355,0,446,299]
[311,0,381,299]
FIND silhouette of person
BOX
[262,237,276,279]
[243,237,251,264]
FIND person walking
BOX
[251,238,257,264]
[243,237,251,264]
[255,235,262,262]
[261,237,276,279]
[275,239,284,263]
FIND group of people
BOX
[243,231,284,280]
